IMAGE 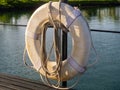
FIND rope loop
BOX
[23,47,35,69]
[38,1,81,89]
[38,1,63,88]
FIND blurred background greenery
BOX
[0,0,120,11]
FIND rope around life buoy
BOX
[38,1,82,89]
[23,1,82,89]
[23,1,99,89]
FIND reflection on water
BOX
[0,11,32,25]
[0,6,120,90]
[0,6,120,29]
[81,6,120,31]
[82,6,120,20]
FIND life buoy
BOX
[25,2,91,81]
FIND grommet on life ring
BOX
[25,2,91,81]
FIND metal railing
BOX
[0,23,120,34]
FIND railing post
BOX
[60,0,68,87]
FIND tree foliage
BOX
[0,0,120,11]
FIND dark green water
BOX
[0,6,120,90]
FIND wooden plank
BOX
[0,84,15,90]
[0,74,44,89]
[0,82,29,90]
[0,73,55,90]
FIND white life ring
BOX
[25,2,91,81]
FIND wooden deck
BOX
[0,73,56,90]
